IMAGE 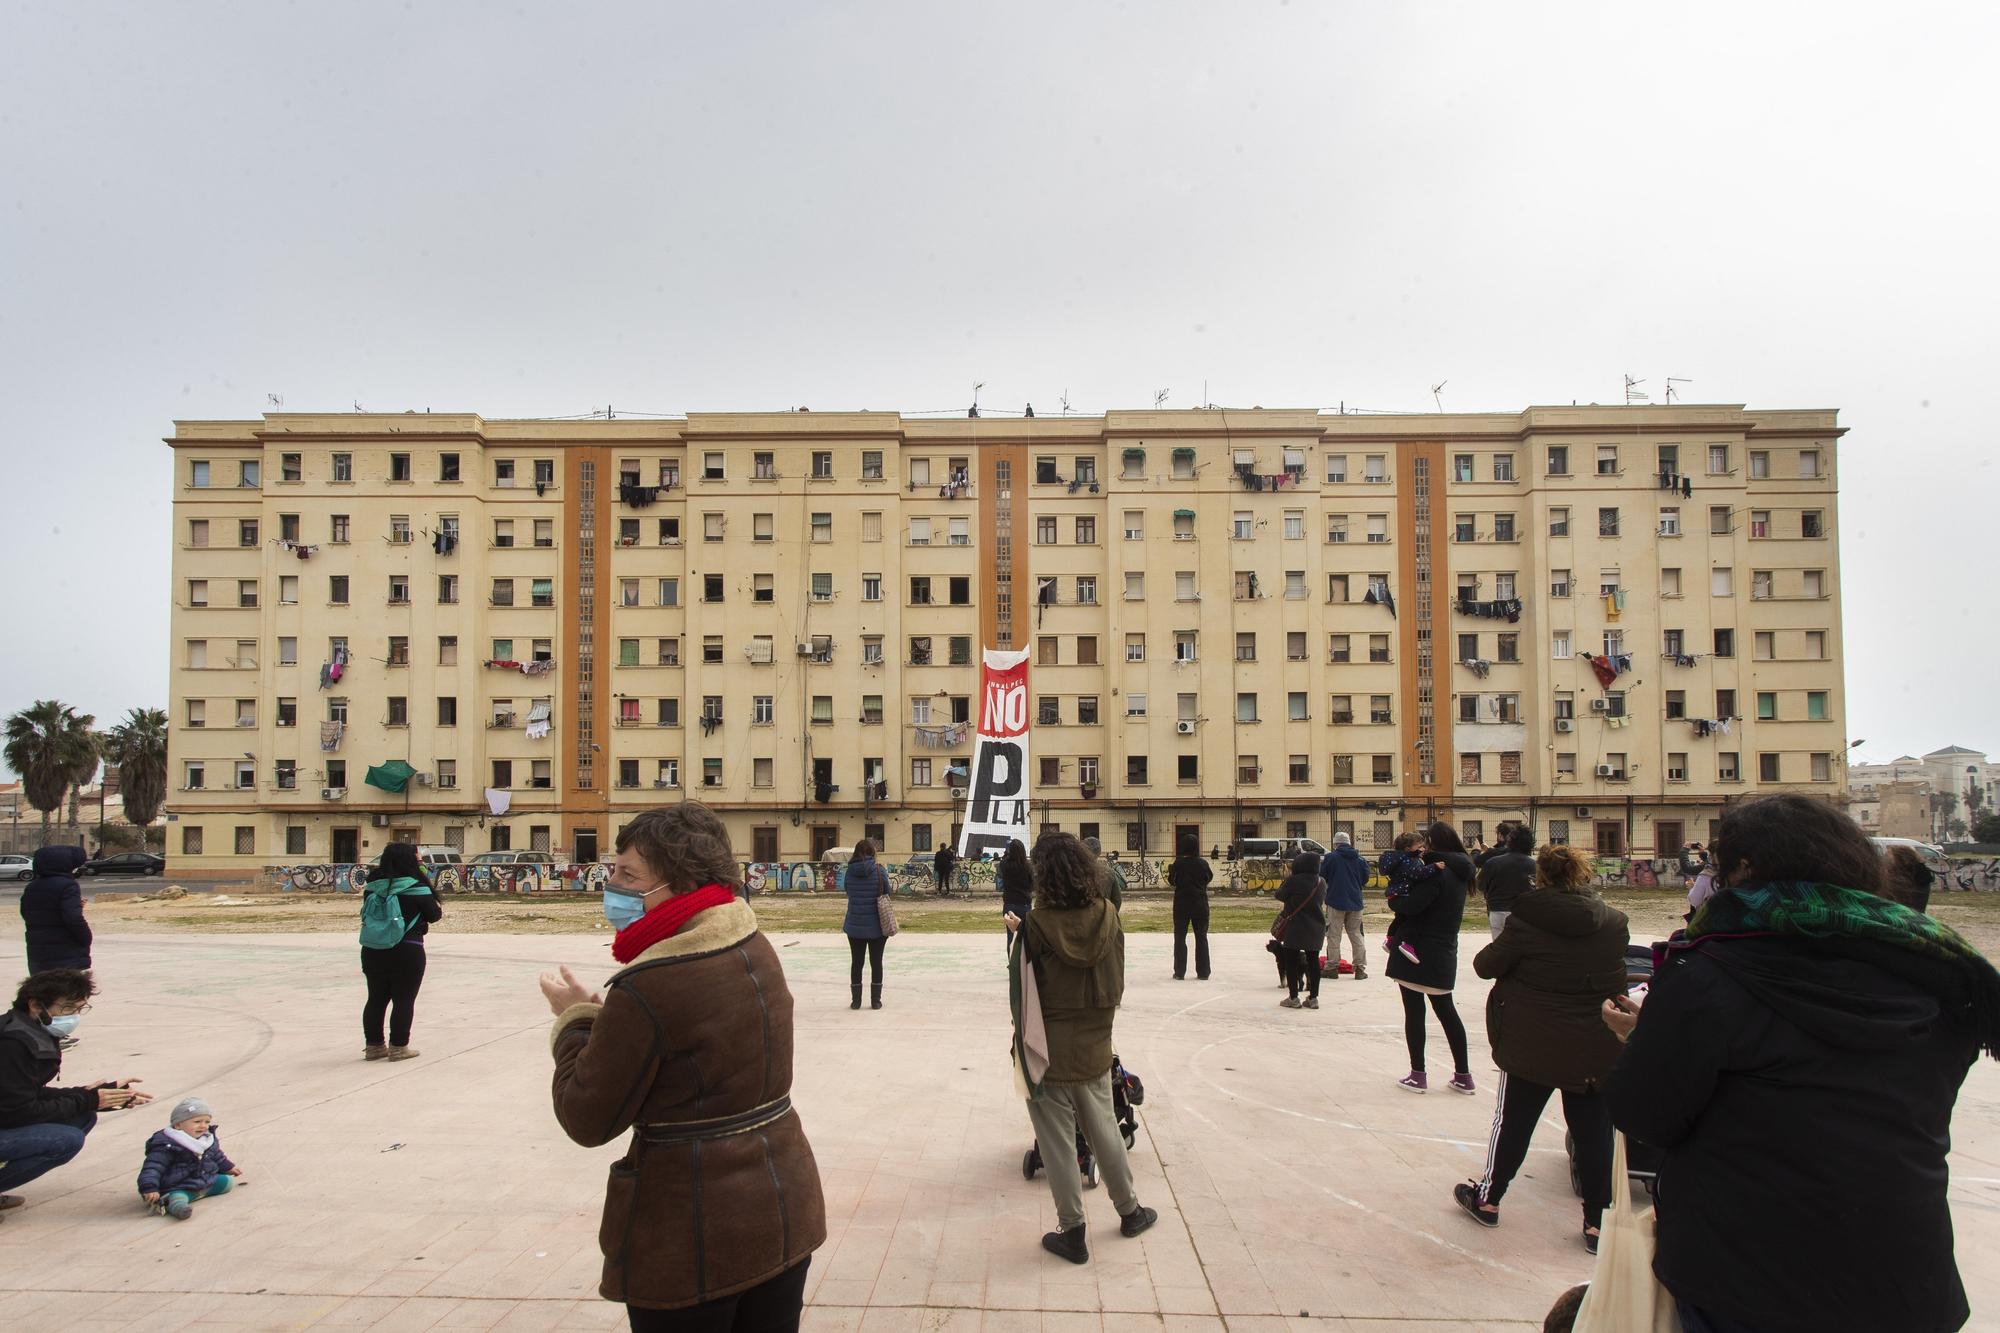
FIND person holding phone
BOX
[0,968,152,1219]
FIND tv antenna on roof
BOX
[1153,388,1170,408]
[266,394,283,408]
[1623,375,1649,405]
[968,382,984,419]
[1059,390,1072,416]
[1431,380,1448,412]
[1664,377,1693,404]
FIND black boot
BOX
[1041,1224,1088,1264]
[870,982,883,1010]
[850,984,862,1010]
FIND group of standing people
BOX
[1427,796,1995,1333]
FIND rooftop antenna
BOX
[266,393,283,408]
[353,400,366,412]
[1665,377,1692,404]
[1623,375,1649,405]
[968,381,983,419]
[1430,380,1448,413]
[1059,390,1072,416]
[1153,388,1170,408]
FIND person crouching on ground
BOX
[0,968,151,1220]
[1014,832,1157,1263]
[138,1096,244,1219]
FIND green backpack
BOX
[359,877,429,949]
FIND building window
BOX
[1759,753,1781,782]
[1598,507,1620,537]
[1596,445,1618,475]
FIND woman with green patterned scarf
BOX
[1603,794,1998,1333]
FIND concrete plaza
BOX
[3,926,1998,1331]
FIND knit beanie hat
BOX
[170,1097,213,1126]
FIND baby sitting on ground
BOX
[138,1097,245,1219]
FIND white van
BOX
[1238,837,1330,862]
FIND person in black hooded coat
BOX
[20,845,92,975]
[1603,794,1998,1333]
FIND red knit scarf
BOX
[611,884,738,964]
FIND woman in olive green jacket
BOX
[1017,833,1156,1265]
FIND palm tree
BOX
[106,708,169,829]
[4,700,98,841]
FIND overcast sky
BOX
[3,1,1994,773]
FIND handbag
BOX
[876,885,900,938]
[1571,1132,1679,1333]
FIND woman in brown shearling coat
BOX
[539,803,826,1331]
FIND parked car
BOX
[468,851,558,866]
[79,852,165,876]
[1238,837,1330,862]
[0,853,33,881]
[1870,837,1953,877]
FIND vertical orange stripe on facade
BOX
[564,446,611,838]
[1399,441,1451,800]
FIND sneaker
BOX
[1279,996,1302,1009]
[1041,1225,1089,1264]
[1453,1182,1500,1228]
[363,1045,389,1061]
[1119,1206,1158,1238]
[166,1198,193,1220]
[1449,1073,1477,1096]
[386,1046,420,1062]
[1397,1071,1428,1093]
[1583,1226,1600,1255]
[1353,967,1368,980]
[0,1195,23,1212]
[1302,996,1319,1010]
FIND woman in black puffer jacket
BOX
[1456,844,1629,1251]
[20,846,92,976]
[1273,852,1328,1009]
[1385,822,1476,1095]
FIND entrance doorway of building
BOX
[1173,824,1202,858]
[1655,821,1685,861]
[332,828,359,864]
[1594,821,1626,856]
[574,828,599,864]
[752,827,780,864]
[810,825,840,861]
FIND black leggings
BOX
[1477,1071,1613,1228]
[361,941,427,1047]
[1399,985,1469,1076]
[1283,949,1321,999]
[847,935,885,986]
[626,1257,811,1333]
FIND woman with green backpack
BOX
[358,843,442,1061]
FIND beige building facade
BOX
[163,404,1848,873]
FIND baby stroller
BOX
[1568,943,1664,1196]
[1023,1055,1144,1188]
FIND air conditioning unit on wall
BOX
[1554,718,1575,733]
[320,787,344,800]
[1176,720,1197,735]
[1575,805,1592,818]
[372,813,392,827]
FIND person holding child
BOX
[1384,824,1476,1095]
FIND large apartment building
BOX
[163,404,1847,873]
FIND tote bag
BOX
[1571,1132,1679,1333]
[876,889,900,938]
